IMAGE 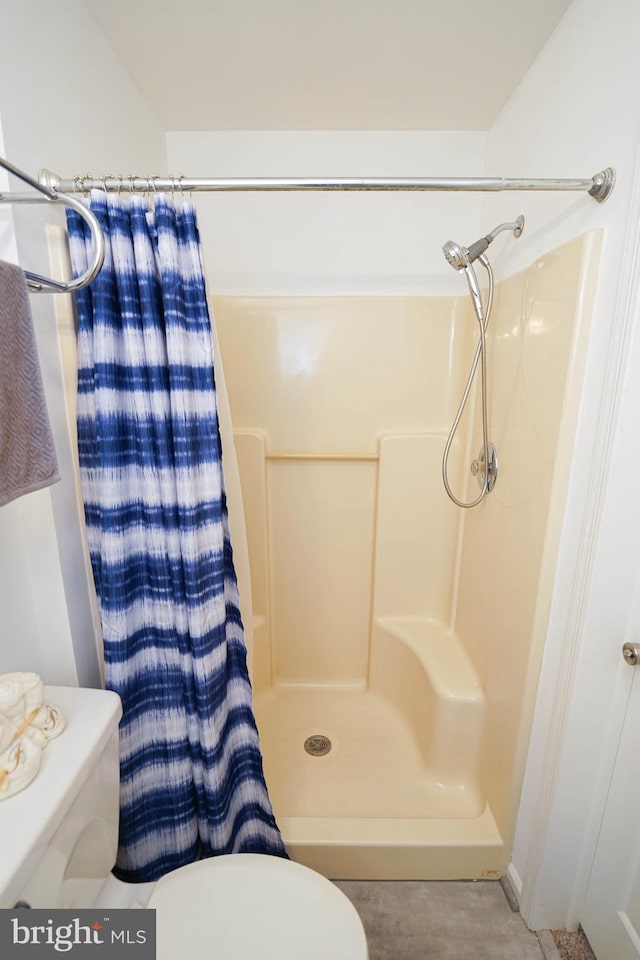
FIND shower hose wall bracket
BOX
[471,442,499,493]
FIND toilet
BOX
[0,685,368,959]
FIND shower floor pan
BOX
[255,621,505,880]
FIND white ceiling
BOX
[83,0,573,131]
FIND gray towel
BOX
[0,261,59,507]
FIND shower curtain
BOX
[66,192,286,882]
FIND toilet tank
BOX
[0,685,122,909]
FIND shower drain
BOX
[304,734,332,757]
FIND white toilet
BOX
[0,685,368,959]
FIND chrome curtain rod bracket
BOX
[0,155,104,293]
[588,167,616,202]
[40,168,616,202]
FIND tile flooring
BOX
[334,880,545,960]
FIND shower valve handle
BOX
[470,443,498,493]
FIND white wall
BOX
[0,1,167,686]
[483,0,640,930]
[166,131,487,295]
[0,121,80,685]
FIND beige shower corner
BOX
[213,230,601,879]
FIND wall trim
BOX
[506,861,523,899]
[518,142,640,930]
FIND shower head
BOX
[442,215,525,271]
[443,239,474,271]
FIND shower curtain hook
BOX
[75,173,91,198]
[177,174,186,206]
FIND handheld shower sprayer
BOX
[441,214,525,508]
[442,216,525,272]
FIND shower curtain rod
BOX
[39,167,616,202]
[0,154,104,292]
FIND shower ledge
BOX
[375,617,484,704]
[370,616,486,782]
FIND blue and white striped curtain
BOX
[66,192,286,882]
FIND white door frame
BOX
[515,142,640,932]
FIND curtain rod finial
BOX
[38,168,61,193]
[589,167,615,202]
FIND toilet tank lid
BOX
[0,685,122,908]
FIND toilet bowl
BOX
[0,685,368,959]
[149,853,368,959]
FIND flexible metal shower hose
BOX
[441,253,494,508]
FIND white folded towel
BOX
[0,672,67,801]
[0,672,66,754]
[0,671,44,720]
[0,735,42,799]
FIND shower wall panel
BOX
[373,434,460,623]
[215,297,472,452]
[269,459,377,684]
[214,296,473,692]
[455,231,602,841]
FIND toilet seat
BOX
[147,853,369,960]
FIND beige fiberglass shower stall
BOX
[48,163,609,881]
[212,220,602,880]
